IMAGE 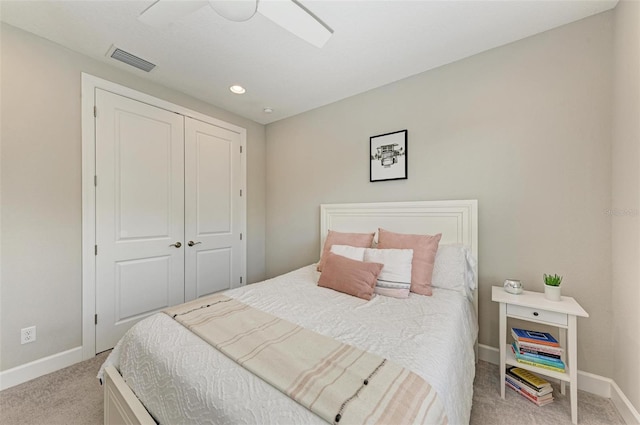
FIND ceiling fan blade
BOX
[138,0,208,27]
[209,0,258,22]
[258,0,333,48]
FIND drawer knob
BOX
[533,312,539,316]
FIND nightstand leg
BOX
[499,303,506,399]
[559,327,567,395]
[569,316,578,424]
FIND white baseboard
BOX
[478,343,499,364]
[611,380,640,425]
[478,344,639,424]
[577,370,611,398]
[0,346,83,391]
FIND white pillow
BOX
[431,244,477,299]
[330,244,366,261]
[363,248,413,299]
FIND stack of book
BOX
[511,327,565,372]
[505,366,554,406]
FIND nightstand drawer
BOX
[507,304,568,326]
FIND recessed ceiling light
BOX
[229,85,246,94]
[263,107,273,114]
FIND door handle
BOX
[169,242,182,248]
[188,241,202,247]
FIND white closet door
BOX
[95,89,185,353]
[184,118,242,300]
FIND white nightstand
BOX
[491,286,589,424]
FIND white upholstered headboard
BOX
[320,200,479,316]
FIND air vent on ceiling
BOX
[109,48,156,72]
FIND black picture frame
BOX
[369,129,408,182]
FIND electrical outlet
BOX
[21,326,36,344]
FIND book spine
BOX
[519,350,564,363]
[508,381,553,405]
[506,371,542,392]
[505,374,553,401]
[517,341,564,355]
[506,376,542,399]
[513,344,565,367]
[506,371,550,396]
[505,376,524,393]
[511,328,560,346]
[505,380,548,406]
[516,337,560,347]
[519,347,562,359]
[515,357,566,372]
[508,367,551,388]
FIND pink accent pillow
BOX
[317,230,375,271]
[377,229,442,296]
[317,252,383,300]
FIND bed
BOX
[99,200,479,425]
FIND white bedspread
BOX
[100,265,478,425]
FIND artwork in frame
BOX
[370,130,408,182]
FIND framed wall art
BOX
[370,129,407,182]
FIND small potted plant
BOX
[543,273,562,301]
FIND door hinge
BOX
[240,276,243,284]
[95,314,98,325]
[240,233,243,241]
[94,245,98,255]
[240,189,242,197]
[240,146,243,154]
[94,175,97,187]
[93,106,97,117]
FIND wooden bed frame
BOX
[104,200,478,425]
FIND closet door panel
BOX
[195,137,231,234]
[185,118,241,300]
[95,89,185,353]
[195,248,232,296]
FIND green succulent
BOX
[543,273,563,287]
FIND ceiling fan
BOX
[139,0,333,48]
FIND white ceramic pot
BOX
[544,284,561,301]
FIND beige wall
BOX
[0,23,266,370]
[612,1,640,413]
[266,13,613,377]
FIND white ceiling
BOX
[1,0,617,124]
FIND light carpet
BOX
[0,354,624,425]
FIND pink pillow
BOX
[317,230,375,271]
[318,252,383,300]
[377,229,442,296]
